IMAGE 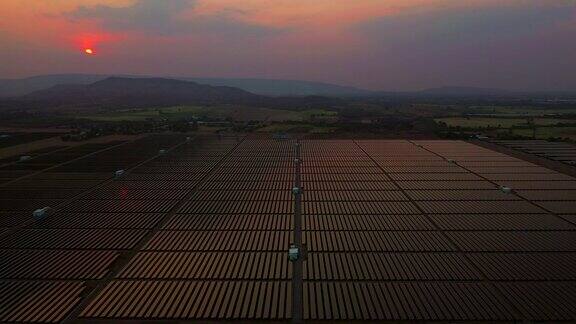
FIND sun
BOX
[84,48,94,55]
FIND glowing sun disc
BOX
[84,48,94,55]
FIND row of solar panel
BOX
[2,249,575,281]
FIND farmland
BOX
[436,114,576,141]
[0,135,575,321]
[77,105,305,122]
[436,117,570,129]
[508,126,576,140]
[0,132,62,148]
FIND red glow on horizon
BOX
[75,32,120,56]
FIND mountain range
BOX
[0,77,346,111]
[1,75,575,113]
[0,74,371,98]
[14,77,263,109]
[2,74,575,99]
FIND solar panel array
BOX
[79,138,293,320]
[0,136,184,231]
[0,134,193,322]
[0,137,575,322]
[491,139,576,165]
[300,140,576,321]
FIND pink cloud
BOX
[0,0,575,91]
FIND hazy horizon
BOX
[2,1,576,92]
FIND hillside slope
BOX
[0,74,372,97]
[18,77,264,109]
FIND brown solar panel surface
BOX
[467,253,576,280]
[536,201,576,214]
[405,189,521,201]
[304,252,480,280]
[80,280,292,320]
[497,282,576,320]
[416,200,546,214]
[0,281,85,323]
[303,282,516,320]
[119,252,292,279]
[0,250,119,279]
[1,138,576,322]
[492,139,576,166]
[429,213,575,230]
[32,212,164,229]
[0,228,148,249]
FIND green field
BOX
[436,117,573,129]
[80,109,172,121]
[77,106,306,122]
[469,105,576,116]
[256,123,336,134]
[300,109,339,118]
[508,127,576,140]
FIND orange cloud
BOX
[194,0,517,30]
[0,0,130,51]
[2,0,573,90]
[0,0,531,46]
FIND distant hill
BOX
[0,74,372,97]
[184,78,372,97]
[18,77,264,109]
[3,75,574,107]
[5,77,345,111]
[0,74,109,97]
[417,86,514,97]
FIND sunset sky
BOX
[1,0,575,91]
